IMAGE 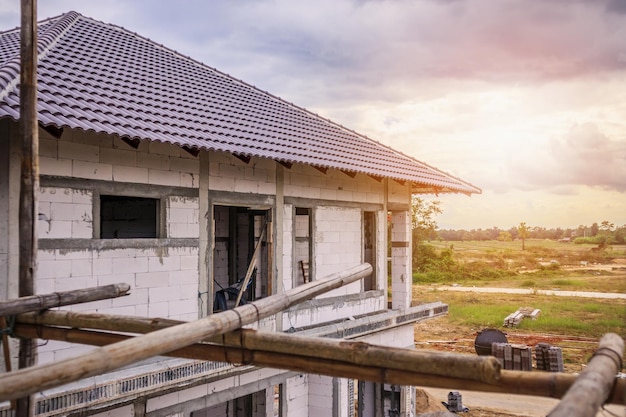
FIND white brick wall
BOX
[314,207,362,297]
[35,246,199,364]
[167,196,200,238]
[308,375,334,416]
[38,187,93,239]
[285,374,309,417]
[207,153,276,194]
[39,131,200,187]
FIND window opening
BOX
[363,211,376,291]
[295,207,311,285]
[100,195,158,238]
[213,205,271,312]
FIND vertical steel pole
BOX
[17,0,38,416]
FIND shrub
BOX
[574,237,601,245]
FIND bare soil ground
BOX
[414,316,595,373]
[413,317,603,416]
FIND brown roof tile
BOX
[0,11,480,194]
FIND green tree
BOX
[411,197,442,271]
[411,196,442,242]
[518,222,529,250]
[497,231,512,241]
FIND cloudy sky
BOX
[1,0,625,230]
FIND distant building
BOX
[0,11,480,417]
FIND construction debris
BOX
[503,307,541,327]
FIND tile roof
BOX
[0,11,480,195]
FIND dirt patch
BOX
[415,388,525,417]
[415,388,448,413]
[414,317,596,373]
[413,318,606,414]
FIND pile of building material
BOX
[535,343,564,372]
[490,342,564,372]
[503,307,541,327]
[491,343,533,371]
[441,392,469,413]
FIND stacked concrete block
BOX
[491,343,533,371]
[535,343,564,372]
[503,307,541,327]
[444,391,467,413]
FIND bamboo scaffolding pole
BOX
[235,216,267,307]
[18,0,38,415]
[548,333,624,417]
[10,324,626,405]
[0,284,131,317]
[17,310,626,405]
[0,263,372,402]
[11,322,500,384]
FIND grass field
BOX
[412,239,626,372]
[413,239,626,292]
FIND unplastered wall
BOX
[38,187,93,238]
[35,128,201,365]
[36,245,199,364]
[207,151,276,194]
[284,374,308,417]
[39,129,200,188]
[314,206,362,297]
[284,164,384,204]
[387,178,411,206]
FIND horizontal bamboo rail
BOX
[548,333,624,417]
[0,263,372,401]
[0,284,130,316]
[12,324,501,384]
[13,311,626,405]
[11,324,626,405]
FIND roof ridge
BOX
[0,11,81,102]
[37,11,81,61]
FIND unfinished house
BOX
[0,11,480,417]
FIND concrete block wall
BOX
[314,206,362,297]
[167,196,200,238]
[391,211,412,310]
[35,246,199,365]
[282,296,384,331]
[39,129,200,188]
[144,367,284,416]
[38,187,93,239]
[388,179,410,205]
[207,151,276,195]
[284,164,385,204]
[308,375,334,416]
[284,374,308,417]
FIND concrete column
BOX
[0,119,22,372]
[400,386,415,417]
[198,151,210,316]
[274,164,284,331]
[0,120,10,300]
[390,210,411,310]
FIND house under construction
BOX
[0,11,482,417]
